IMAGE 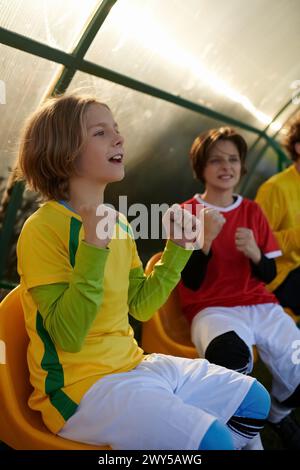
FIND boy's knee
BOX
[235,380,271,420]
[205,331,251,374]
[199,420,234,450]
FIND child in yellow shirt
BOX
[256,113,300,318]
[16,94,270,450]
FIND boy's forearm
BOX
[128,240,192,321]
[30,241,109,352]
[250,252,277,283]
[181,249,212,291]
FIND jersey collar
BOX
[47,200,82,221]
[194,193,243,212]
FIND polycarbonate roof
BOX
[86,0,300,131]
[0,0,300,285]
[1,0,300,194]
[0,0,300,189]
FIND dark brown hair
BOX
[189,127,248,183]
[282,112,300,161]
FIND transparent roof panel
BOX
[0,0,100,51]
[0,43,59,180]
[269,104,300,143]
[69,70,259,206]
[68,72,269,258]
[86,0,300,133]
[243,145,280,200]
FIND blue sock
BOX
[227,380,270,449]
[234,380,271,419]
[199,420,234,450]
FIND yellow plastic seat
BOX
[284,306,299,324]
[141,252,258,362]
[0,286,110,450]
[142,253,198,358]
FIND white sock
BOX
[268,397,292,424]
[242,433,264,450]
[229,430,258,450]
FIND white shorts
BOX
[191,303,300,402]
[58,353,254,450]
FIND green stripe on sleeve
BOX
[69,217,82,267]
[117,218,134,238]
[36,313,78,421]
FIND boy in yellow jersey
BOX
[256,113,300,319]
[15,94,270,450]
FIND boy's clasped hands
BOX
[78,202,261,261]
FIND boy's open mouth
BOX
[109,154,123,163]
[218,174,233,180]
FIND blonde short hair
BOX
[16,93,108,200]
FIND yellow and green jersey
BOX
[255,164,300,291]
[17,201,191,433]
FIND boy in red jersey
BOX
[178,127,300,449]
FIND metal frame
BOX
[0,26,275,137]
[0,0,117,285]
[240,99,299,194]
